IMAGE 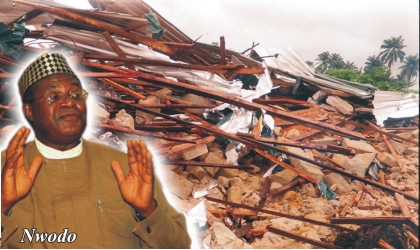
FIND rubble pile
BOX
[1,0,418,249]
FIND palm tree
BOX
[364,55,383,72]
[378,35,406,69]
[398,54,419,81]
[305,61,314,70]
[329,53,344,69]
[343,61,358,70]
[315,51,330,73]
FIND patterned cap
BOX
[18,53,79,96]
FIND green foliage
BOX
[364,55,383,73]
[313,36,417,93]
[328,68,360,81]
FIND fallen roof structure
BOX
[0,0,418,249]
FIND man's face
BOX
[23,74,87,148]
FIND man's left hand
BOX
[111,139,157,218]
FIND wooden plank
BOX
[253,148,318,184]
[98,78,146,100]
[219,36,226,65]
[406,231,419,248]
[206,196,352,232]
[267,178,304,198]
[354,189,363,206]
[378,239,395,249]
[340,193,357,216]
[93,122,196,143]
[170,161,253,170]
[250,137,354,155]
[84,54,264,75]
[164,136,214,156]
[14,0,177,56]
[330,217,410,225]
[383,134,405,171]
[101,31,136,70]
[89,64,367,140]
[267,226,340,249]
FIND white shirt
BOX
[35,138,82,159]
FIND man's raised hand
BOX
[1,127,43,214]
[111,139,156,218]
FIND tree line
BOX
[306,36,419,93]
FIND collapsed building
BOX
[0,0,418,248]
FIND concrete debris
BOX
[326,96,354,115]
[0,2,418,248]
[377,152,399,168]
[114,109,134,130]
[323,173,353,195]
[163,170,194,200]
[137,96,160,123]
[204,222,253,249]
[344,153,376,178]
[272,169,299,185]
[342,138,377,154]
[181,143,209,160]
[282,146,324,183]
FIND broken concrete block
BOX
[270,182,283,193]
[217,168,239,178]
[286,128,301,139]
[238,172,249,180]
[207,186,225,201]
[390,139,406,155]
[311,137,337,145]
[312,91,328,102]
[323,173,353,195]
[332,154,348,166]
[114,109,134,129]
[154,88,172,103]
[272,169,299,185]
[283,146,324,183]
[377,152,399,168]
[137,96,160,123]
[344,153,376,178]
[386,179,399,188]
[186,166,208,180]
[181,93,214,115]
[270,217,304,231]
[229,177,244,187]
[209,147,224,159]
[227,186,242,204]
[247,175,261,190]
[243,192,261,207]
[404,147,419,155]
[342,138,377,154]
[273,126,283,136]
[181,143,208,160]
[217,176,230,188]
[300,183,318,198]
[163,170,194,200]
[203,152,223,177]
[204,222,253,249]
[326,96,354,115]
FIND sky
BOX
[57,0,419,89]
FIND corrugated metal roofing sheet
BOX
[372,90,419,126]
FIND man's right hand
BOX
[1,127,43,214]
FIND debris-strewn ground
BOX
[1,0,418,249]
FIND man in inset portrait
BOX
[1,52,192,248]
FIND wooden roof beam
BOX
[14,0,177,56]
